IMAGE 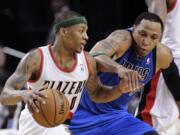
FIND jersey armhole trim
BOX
[167,0,178,13]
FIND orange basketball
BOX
[32,89,69,128]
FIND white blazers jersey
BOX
[19,45,89,135]
[162,0,180,58]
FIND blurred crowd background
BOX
[0,0,147,130]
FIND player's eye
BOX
[139,31,147,37]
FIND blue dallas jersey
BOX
[69,31,157,135]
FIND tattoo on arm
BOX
[6,50,40,90]
[91,30,129,57]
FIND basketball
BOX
[31,89,69,128]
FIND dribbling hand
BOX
[22,85,48,113]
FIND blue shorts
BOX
[69,109,156,135]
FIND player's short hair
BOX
[134,12,164,32]
[53,11,81,25]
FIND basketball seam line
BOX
[52,90,59,125]
[40,91,55,127]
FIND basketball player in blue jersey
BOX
[69,12,178,135]
[0,11,142,135]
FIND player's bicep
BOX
[158,45,173,70]
[5,51,39,90]
[90,30,131,58]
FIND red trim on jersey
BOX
[66,112,73,120]
[167,0,177,13]
[28,48,44,83]
[83,50,91,77]
[48,45,77,73]
[140,71,161,126]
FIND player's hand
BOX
[117,76,144,94]
[116,65,143,91]
[22,85,48,113]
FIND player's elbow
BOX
[0,90,7,105]
[0,89,12,105]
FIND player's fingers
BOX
[127,73,133,91]
[122,74,129,88]
[42,84,48,90]
[120,78,131,93]
[36,91,47,99]
[38,84,48,92]
[32,92,46,105]
[133,72,141,90]
[28,100,39,113]
[130,72,137,91]
[27,104,33,114]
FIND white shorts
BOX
[19,108,71,135]
[150,58,180,134]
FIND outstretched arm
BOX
[90,30,142,91]
[145,0,167,23]
[91,30,131,74]
[85,52,142,103]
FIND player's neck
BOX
[51,45,75,69]
[53,39,74,58]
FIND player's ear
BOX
[132,25,136,31]
[60,28,67,37]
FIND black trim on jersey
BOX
[162,60,180,101]
[152,48,157,75]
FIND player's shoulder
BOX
[157,43,172,57]
[26,48,42,64]
[18,47,42,73]
[107,29,131,40]
[157,43,173,69]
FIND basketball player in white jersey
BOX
[0,11,142,135]
[138,0,180,134]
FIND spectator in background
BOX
[47,0,72,44]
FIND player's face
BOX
[64,23,88,53]
[133,19,162,57]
